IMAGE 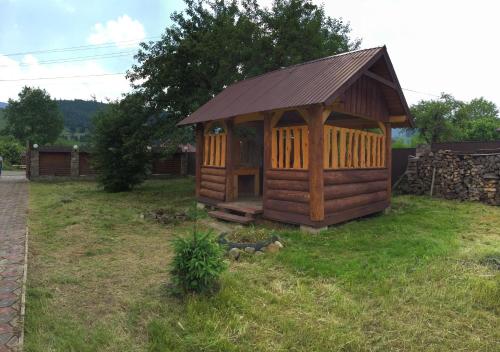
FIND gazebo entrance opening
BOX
[233,121,263,200]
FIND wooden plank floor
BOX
[216,198,263,215]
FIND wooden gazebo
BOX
[178,46,413,231]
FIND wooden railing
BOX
[203,133,226,167]
[271,126,308,169]
[324,126,385,169]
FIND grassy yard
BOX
[26,179,499,351]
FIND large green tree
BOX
[411,94,500,143]
[454,98,500,141]
[410,93,461,143]
[128,0,360,130]
[3,86,63,145]
[260,0,359,73]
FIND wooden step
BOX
[208,210,254,225]
[216,202,263,215]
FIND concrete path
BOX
[0,175,28,352]
[0,171,26,180]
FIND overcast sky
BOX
[1,0,499,107]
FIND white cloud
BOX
[87,15,146,48]
[0,15,146,102]
[0,55,132,102]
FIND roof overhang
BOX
[178,46,414,128]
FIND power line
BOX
[1,36,161,57]
[0,50,136,67]
[402,87,440,98]
[0,62,443,100]
[0,50,137,67]
[0,72,126,82]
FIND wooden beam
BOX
[329,104,389,123]
[364,70,397,89]
[271,110,284,127]
[389,115,407,123]
[322,107,332,123]
[325,119,379,130]
[377,121,386,135]
[225,119,235,201]
[385,123,392,202]
[263,112,273,211]
[306,105,325,222]
[204,119,228,134]
[195,124,204,198]
[296,108,311,125]
[234,113,264,124]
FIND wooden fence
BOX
[270,126,386,170]
[431,140,500,153]
[392,148,416,184]
[28,147,193,179]
[203,133,226,167]
[271,126,309,169]
[324,126,385,169]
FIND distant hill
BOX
[0,99,107,131]
[56,99,108,132]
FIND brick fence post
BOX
[30,149,39,178]
[71,151,79,177]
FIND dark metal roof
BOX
[179,46,412,126]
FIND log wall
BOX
[199,167,227,203]
[323,169,390,223]
[263,169,311,225]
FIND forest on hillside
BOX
[0,99,107,145]
[56,99,107,132]
[0,99,107,133]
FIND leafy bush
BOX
[0,135,24,165]
[171,231,227,294]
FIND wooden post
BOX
[385,123,392,201]
[225,118,235,201]
[195,124,204,198]
[307,105,325,222]
[263,112,273,208]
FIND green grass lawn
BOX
[26,179,499,351]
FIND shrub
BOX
[91,93,152,192]
[171,231,227,294]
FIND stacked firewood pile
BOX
[397,149,500,205]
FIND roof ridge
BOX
[228,46,385,87]
[286,46,385,68]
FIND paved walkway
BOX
[0,175,28,352]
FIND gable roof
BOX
[178,46,413,127]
